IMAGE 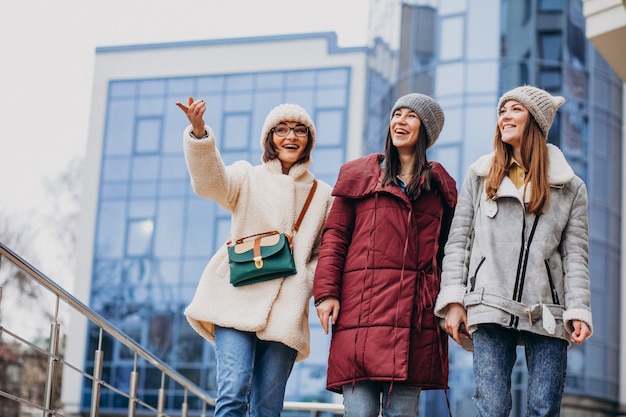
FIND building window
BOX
[539,32,562,62]
[539,0,563,12]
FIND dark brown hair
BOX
[382,123,432,200]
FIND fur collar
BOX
[469,143,575,185]
[263,157,313,180]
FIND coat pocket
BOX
[468,256,486,292]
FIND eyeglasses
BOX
[272,124,309,137]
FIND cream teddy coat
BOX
[183,125,333,361]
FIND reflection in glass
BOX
[126,219,154,256]
[89,67,350,412]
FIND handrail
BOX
[0,241,214,407]
[0,241,344,415]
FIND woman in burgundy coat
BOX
[314,93,457,416]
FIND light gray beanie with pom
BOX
[497,85,565,138]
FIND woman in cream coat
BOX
[176,97,333,417]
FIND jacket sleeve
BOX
[434,172,480,317]
[302,193,334,296]
[560,180,593,336]
[313,195,355,303]
[182,124,245,211]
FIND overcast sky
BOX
[0,0,368,213]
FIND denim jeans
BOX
[472,324,568,417]
[214,326,297,417]
[342,381,421,417]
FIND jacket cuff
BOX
[434,285,466,318]
[184,124,214,142]
[562,308,593,336]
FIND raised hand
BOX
[176,96,207,138]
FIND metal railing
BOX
[0,242,343,416]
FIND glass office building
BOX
[366,0,622,415]
[69,1,623,416]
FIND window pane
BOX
[315,110,344,146]
[102,157,131,181]
[138,79,166,96]
[440,16,464,61]
[126,218,154,256]
[222,113,251,150]
[105,100,135,156]
[135,118,162,153]
[132,156,160,180]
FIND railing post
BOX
[181,389,188,417]
[90,329,104,417]
[43,297,61,417]
[157,372,166,417]
[127,354,139,417]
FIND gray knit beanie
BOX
[260,103,316,149]
[390,93,445,149]
[497,85,565,137]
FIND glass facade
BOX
[84,68,350,412]
[366,0,621,415]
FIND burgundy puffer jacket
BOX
[314,154,457,393]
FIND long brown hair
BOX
[485,116,550,215]
[382,123,432,200]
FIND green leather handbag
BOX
[228,231,296,287]
[227,180,317,287]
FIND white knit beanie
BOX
[260,103,316,149]
[497,85,565,138]
[390,93,445,149]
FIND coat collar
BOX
[263,157,313,180]
[332,154,457,208]
[469,143,575,185]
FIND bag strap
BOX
[293,180,318,234]
[227,180,318,245]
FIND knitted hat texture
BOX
[260,103,316,149]
[390,93,444,149]
[497,85,565,137]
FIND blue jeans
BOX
[214,326,297,417]
[342,381,421,417]
[472,324,568,417]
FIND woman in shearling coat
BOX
[176,97,333,417]
[314,93,457,416]
[435,86,593,417]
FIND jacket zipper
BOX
[509,215,540,327]
[469,257,486,292]
[544,259,560,304]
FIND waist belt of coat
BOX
[464,288,564,325]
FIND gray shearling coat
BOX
[435,144,593,343]
[183,125,333,361]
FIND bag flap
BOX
[228,233,287,261]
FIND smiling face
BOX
[498,99,530,151]
[390,108,421,152]
[272,121,309,174]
